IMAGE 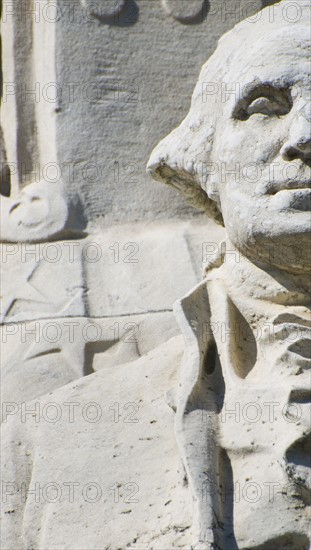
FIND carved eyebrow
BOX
[232,83,292,120]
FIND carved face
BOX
[148,5,311,272]
[211,28,311,271]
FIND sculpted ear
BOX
[147,116,224,226]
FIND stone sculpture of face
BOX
[148,17,311,275]
[212,27,311,272]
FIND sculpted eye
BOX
[247,97,276,116]
[233,86,292,121]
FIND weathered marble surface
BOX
[1,0,310,549]
[2,337,195,550]
[148,0,311,546]
[0,221,223,409]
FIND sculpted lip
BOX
[267,181,311,195]
[269,188,311,211]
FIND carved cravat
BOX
[175,246,310,548]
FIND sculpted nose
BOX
[280,108,311,162]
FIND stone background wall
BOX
[2,0,276,225]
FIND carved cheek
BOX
[214,126,249,163]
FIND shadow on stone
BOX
[92,0,139,27]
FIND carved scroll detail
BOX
[81,0,207,23]
[161,0,206,22]
[80,0,127,18]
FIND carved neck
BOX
[220,240,310,308]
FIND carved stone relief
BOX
[1,0,303,549]
[82,0,207,22]
[81,0,127,19]
[148,1,311,547]
[162,0,207,22]
[80,0,276,24]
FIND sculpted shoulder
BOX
[1,335,191,550]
